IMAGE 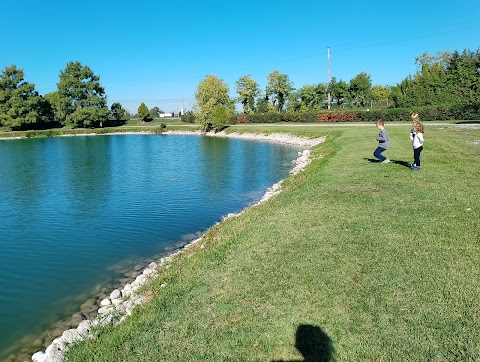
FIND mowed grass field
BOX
[66,123,480,361]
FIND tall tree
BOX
[110,102,126,120]
[349,72,372,107]
[137,102,150,121]
[328,77,349,106]
[0,65,51,130]
[56,61,109,127]
[287,84,326,112]
[149,106,161,119]
[391,49,480,107]
[195,75,233,131]
[255,95,270,113]
[266,70,294,112]
[371,85,391,108]
[446,49,480,103]
[235,75,260,114]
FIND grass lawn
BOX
[65,123,480,361]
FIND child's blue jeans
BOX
[374,147,387,161]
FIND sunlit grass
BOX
[64,124,480,361]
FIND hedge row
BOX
[228,104,480,124]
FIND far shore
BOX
[1,119,474,142]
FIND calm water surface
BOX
[0,134,302,360]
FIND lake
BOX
[0,134,303,361]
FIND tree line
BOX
[194,49,480,130]
[1,48,478,131]
[0,62,132,131]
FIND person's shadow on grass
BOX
[272,324,335,362]
[364,157,411,168]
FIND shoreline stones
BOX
[30,259,170,362]
[29,132,325,362]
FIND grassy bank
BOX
[0,119,199,139]
[66,123,479,361]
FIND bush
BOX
[203,106,232,132]
[229,104,480,124]
[180,112,196,123]
[152,124,167,134]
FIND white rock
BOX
[98,306,113,314]
[114,301,127,314]
[97,313,113,327]
[76,320,91,334]
[62,328,82,344]
[32,351,47,362]
[122,283,132,297]
[110,289,121,300]
[112,298,123,306]
[142,267,154,276]
[100,298,111,306]
[135,274,146,285]
[51,338,66,351]
[45,343,64,362]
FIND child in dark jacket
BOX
[373,120,390,163]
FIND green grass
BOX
[65,123,480,361]
[0,121,200,139]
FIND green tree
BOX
[255,96,270,113]
[0,65,51,130]
[110,102,126,120]
[349,72,372,107]
[391,49,480,107]
[446,49,480,104]
[55,61,109,128]
[194,75,233,131]
[235,75,260,114]
[210,105,233,131]
[266,70,294,112]
[137,102,150,121]
[328,77,349,106]
[287,84,326,112]
[149,106,161,119]
[371,85,391,108]
[286,90,302,113]
[45,91,64,123]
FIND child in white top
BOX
[410,122,424,171]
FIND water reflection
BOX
[0,139,47,213]
[199,136,232,194]
[62,136,112,217]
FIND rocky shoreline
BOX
[11,131,326,362]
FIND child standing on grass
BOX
[410,122,424,171]
[410,112,421,136]
[373,120,390,163]
[410,112,422,163]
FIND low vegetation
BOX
[65,123,480,361]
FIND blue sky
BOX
[2,0,479,113]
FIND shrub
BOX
[152,123,167,134]
[230,104,480,124]
[180,112,196,123]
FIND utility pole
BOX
[327,47,331,110]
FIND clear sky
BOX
[2,0,479,113]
